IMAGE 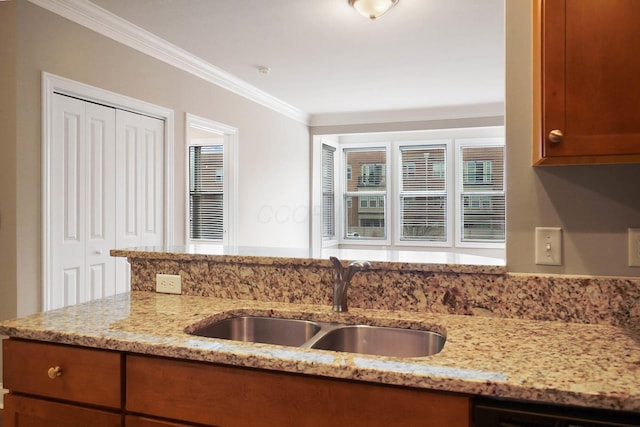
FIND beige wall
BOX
[0,0,18,386]
[6,1,310,319]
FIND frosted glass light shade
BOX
[349,0,399,20]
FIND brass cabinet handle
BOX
[548,129,563,143]
[47,366,62,379]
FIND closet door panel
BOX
[115,110,164,293]
[85,102,117,300]
[50,95,87,310]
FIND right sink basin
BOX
[307,324,445,358]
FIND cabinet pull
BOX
[47,366,62,379]
[548,129,563,143]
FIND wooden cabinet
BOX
[534,0,640,165]
[2,339,122,408]
[4,395,122,427]
[126,354,471,427]
[2,339,124,427]
[2,338,471,427]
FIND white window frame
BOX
[185,113,238,246]
[393,140,454,248]
[339,142,391,246]
[454,138,506,249]
[311,127,505,257]
[314,137,340,248]
[321,142,338,245]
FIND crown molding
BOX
[309,102,505,127]
[27,0,310,125]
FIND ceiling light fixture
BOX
[348,0,399,20]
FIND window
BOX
[458,144,505,243]
[186,113,237,246]
[189,145,224,240]
[344,147,388,240]
[321,144,336,240]
[399,146,447,242]
[316,131,504,252]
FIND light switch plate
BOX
[535,227,562,266]
[628,228,640,267]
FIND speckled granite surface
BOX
[1,292,639,412]
[114,247,640,328]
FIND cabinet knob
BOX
[47,366,62,379]
[548,129,564,143]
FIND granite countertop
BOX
[111,245,507,274]
[1,291,639,413]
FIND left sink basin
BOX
[189,316,322,347]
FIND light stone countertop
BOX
[1,291,639,413]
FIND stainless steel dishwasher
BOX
[474,398,639,427]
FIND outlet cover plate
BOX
[156,274,182,294]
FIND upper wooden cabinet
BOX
[534,0,640,165]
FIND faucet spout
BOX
[329,257,371,312]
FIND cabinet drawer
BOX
[127,354,470,427]
[4,394,122,427]
[2,339,122,409]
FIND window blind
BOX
[321,144,336,239]
[343,148,387,239]
[189,145,224,240]
[399,145,447,242]
[460,145,505,242]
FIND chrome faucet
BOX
[329,257,371,312]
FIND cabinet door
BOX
[3,394,122,427]
[127,354,470,427]
[537,0,640,165]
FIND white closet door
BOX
[50,94,116,310]
[115,109,164,293]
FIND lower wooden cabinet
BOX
[126,354,471,427]
[2,338,471,427]
[4,395,122,427]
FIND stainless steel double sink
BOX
[188,316,445,358]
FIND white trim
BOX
[42,72,175,311]
[27,0,309,125]
[454,137,506,249]
[309,103,505,127]
[0,382,7,409]
[185,113,238,247]
[338,142,392,246]
[393,139,455,248]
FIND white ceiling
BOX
[88,0,505,123]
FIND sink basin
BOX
[308,325,445,358]
[188,315,445,358]
[190,316,322,347]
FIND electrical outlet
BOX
[535,227,562,266]
[628,228,640,267]
[156,274,182,294]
